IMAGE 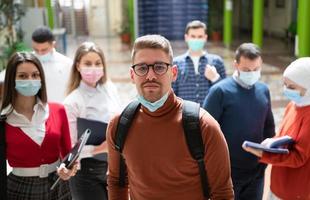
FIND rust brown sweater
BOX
[107,91,234,200]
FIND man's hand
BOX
[204,64,220,82]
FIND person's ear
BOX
[130,68,135,83]
[233,60,238,70]
[52,41,56,48]
[171,65,178,82]
[184,34,189,42]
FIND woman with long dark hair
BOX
[1,52,77,200]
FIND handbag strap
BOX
[0,115,7,199]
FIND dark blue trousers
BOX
[232,164,266,200]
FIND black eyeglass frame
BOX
[131,62,171,76]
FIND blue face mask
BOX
[187,40,205,52]
[239,70,261,86]
[36,52,52,63]
[137,92,169,112]
[283,87,302,103]
[15,80,41,96]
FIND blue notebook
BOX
[77,117,108,160]
[243,136,294,154]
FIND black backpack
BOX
[114,100,210,198]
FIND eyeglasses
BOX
[131,62,171,76]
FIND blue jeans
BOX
[232,165,266,200]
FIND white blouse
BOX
[41,49,72,103]
[1,99,49,146]
[63,80,122,145]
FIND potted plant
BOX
[207,0,223,42]
[119,0,131,45]
[120,24,131,44]
[210,29,222,42]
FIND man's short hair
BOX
[235,43,261,63]
[185,20,207,34]
[32,26,55,43]
[131,34,173,63]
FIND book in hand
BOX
[243,135,294,154]
[77,117,107,145]
[77,117,108,161]
[50,129,91,190]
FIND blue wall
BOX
[138,0,208,40]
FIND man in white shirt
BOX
[32,26,72,103]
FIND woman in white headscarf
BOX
[243,57,310,200]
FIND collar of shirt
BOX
[184,51,207,75]
[3,98,49,146]
[232,70,253,89]
[79,81,101,97]
[32,48,56,62]
[49,48,56,62]
[184,50,207,59]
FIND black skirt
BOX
[7,172,71,200]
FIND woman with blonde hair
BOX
[64,42,121,200]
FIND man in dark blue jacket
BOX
[203,43,275,200]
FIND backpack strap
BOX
[0,115,7,199]
[182,100,210,198]
[114,100,140,187]
[114,100,210,198]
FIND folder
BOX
[50,129,91,190]
[77,117,108,160]
[243,135,294,154]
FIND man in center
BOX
[105,34,234,200]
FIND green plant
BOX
[287,22,297,36]
[207,0,223,37]
[120,23,130,35]
[0,0,27,70]
[0,41,30,71]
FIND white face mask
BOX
[187,39,205,52]
[137,92,169,112]
[35,52,53,63]
[239,70,261,86]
